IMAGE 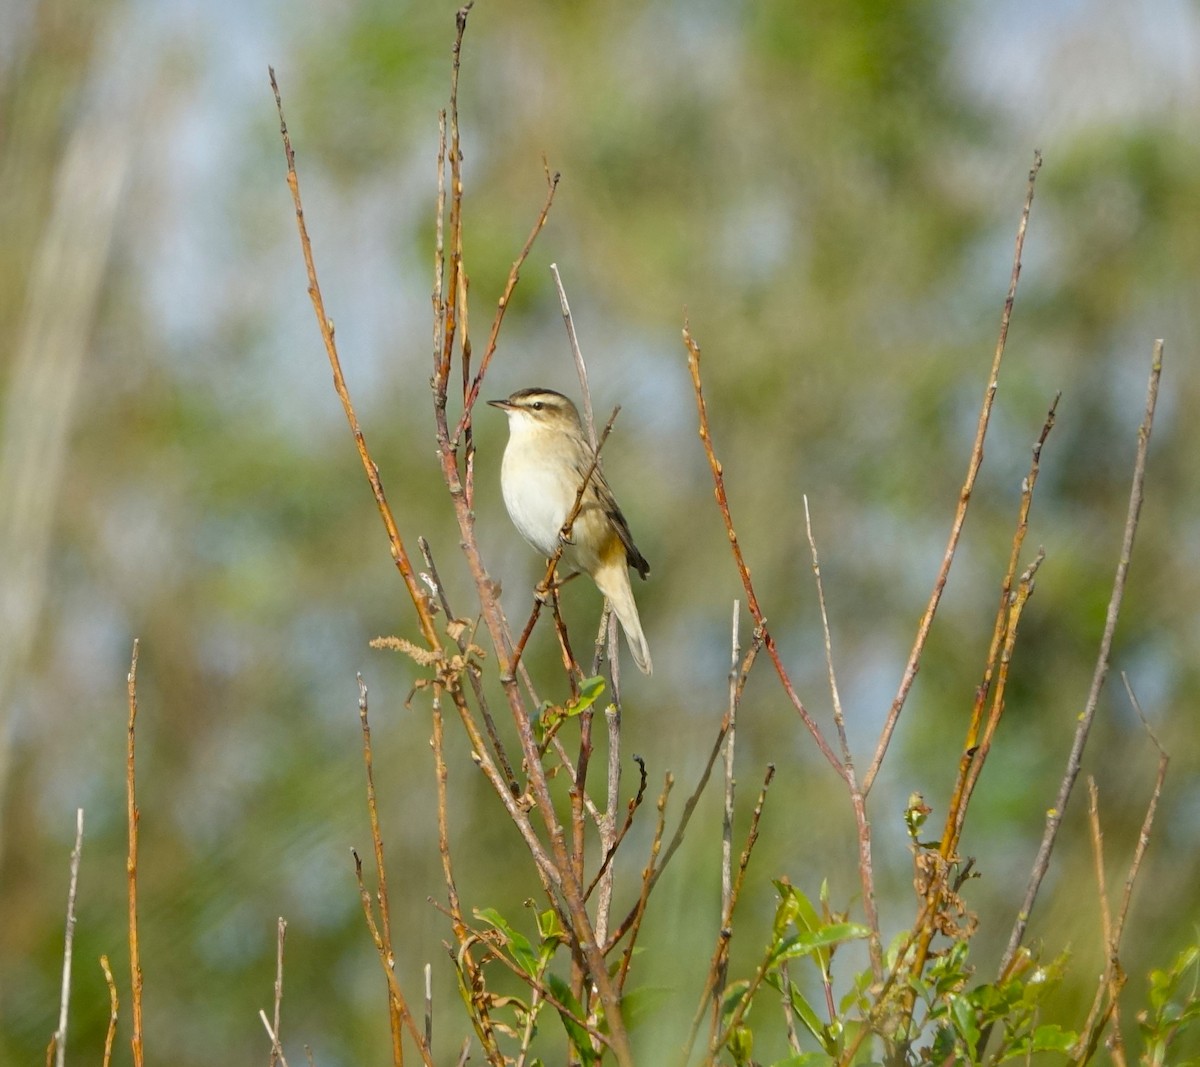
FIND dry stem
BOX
[804,496,882,975]
[356,676,433,1065]
[259,1012,291,1067]
[99,956,118,1067]
[270,917,287,1067]
[863,150,1042,796]
[126,639,144,1067]
[683,323,841,775]
[53,807,84,1067]
[270,68,441,656]
[1001,338,1164,975]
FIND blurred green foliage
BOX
[2,0,1198,1063]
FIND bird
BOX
[488,387,652,674]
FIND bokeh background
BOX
[2,0,1197,1062]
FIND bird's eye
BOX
[531,401,543,410]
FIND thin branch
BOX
[259,1012,291,1067]
[722,601,741,929]
[99,956,118,1067]
[425,963,434,1055]
[454,163,560,445]
[1001,338,1164,976]
[357,676,434,1066]
[702,765,779,1059]
[126,639,144,1067]
[418,536,519,795]
[1074,777,1122,1064]
[270,67,441,654]
[683,324,843,775]
[615,773,673,994]
[550,262,597,448]
[863,150,1043,796]
[597,684,622,943]
[804,496,882,975]
[53,807,84,1067]
[1114,675,1168,945]
[270,917,287,1067]
[586,755,649,905]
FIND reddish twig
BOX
[453,163,560,445]
[270,67,441,655]
[863,151,1042,796]
[683,325,842,775]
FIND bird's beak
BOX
[487,398,512,410]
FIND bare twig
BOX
[610,635,763,956]
[356,677,434,1066]
[550,263,597,448]
[1001,338,1164,976]
[597,700,622,937]
[455,1037,472,1067]
[53,807,84,1067]
[1090,675,1170,1067]
[804,496,882,975]
[259,1011,291,1067]
[864,151,1042,796]
[270,917,287,1067]
[1074,777,1123,1064]
[683,324,842,775]
[270,67,440,655]
[703,765,779,1058]
[586,755,649,906]
[99,956,118,1067]
[126,639,144,1067]
[425,962,434,1054]
[615,774,673,993]
[722,601,740,928]
[418,536,519,794]
[1114,675,1168,947]
[454,163,560,445]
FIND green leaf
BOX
[771,923,872,964]
[950,994,980,1050]
[545,971,600,1066]
[1030,1024,1078,1053]
[534,906,565,944]
[565,675,606,715]
[727,1024,753,1065]
[475,907,539,976]
[721,978,752,1023]
[763,971,830,1049]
